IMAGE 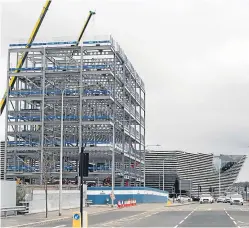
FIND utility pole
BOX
[218,156,221,197]
[79,144,88,227]
[163,159,165,191]
[180,179,182,198]
[189,180,192,198]
[245,186,248,201]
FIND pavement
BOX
[1,205,117,227]
[1,202,249,227]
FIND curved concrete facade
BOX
[145,151,247,197]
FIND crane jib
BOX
[0,0,51,116]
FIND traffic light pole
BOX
[79,144,87,227]
[246,186,248,201]
[80,150,84,227]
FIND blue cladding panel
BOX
[9,41,77,47]
[87,187,168,205]
[9,40,110,47]
[87,194,168,205]
[83,40,110,44]
[8,115,112,121]
[9,65,110,71]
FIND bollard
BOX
[72,211,88,227]
[118,200,121,208]
[72,212,81,227]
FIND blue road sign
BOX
[73,213,80,220]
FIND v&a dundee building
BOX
[145,151,247,197]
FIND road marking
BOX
[53,225,66,228]
[92,207,165,227]
[6,217,71,228]
[174,205,199,228]
[224,208,243,228]
[238,220,249,225]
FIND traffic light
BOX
[209,187,212,192]
[245,186,248,191]
[79,147,89,177]
[199,185,202,192]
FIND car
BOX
[191,195,200,201]
[199,194,214,204]
[224,195,231,203]
[230,194,244,205]
[176,195,192,203]
[217,196,226,203]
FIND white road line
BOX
[224,208,242,228]
[237,220,249,225]
[92,209,161,227]
[53,225,66,228]
[174,205,198,228]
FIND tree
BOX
[42,152,53,218]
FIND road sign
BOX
[72,212,81,227]
[74,213,80,220]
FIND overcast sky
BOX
[0,0,248,181]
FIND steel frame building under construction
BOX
[4,37,145,186]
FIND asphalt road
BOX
[32,202,249,227]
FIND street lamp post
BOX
[59,88,66,216]
[162,158,167,191]
[143,152,146,187]
[214,155,222,197]
[219,158,221,197]
[59,85,89,216]
[111,122,115,207]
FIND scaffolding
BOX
[5,37,146,186]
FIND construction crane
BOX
[0,0,52,116]
[75,10,96,46]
